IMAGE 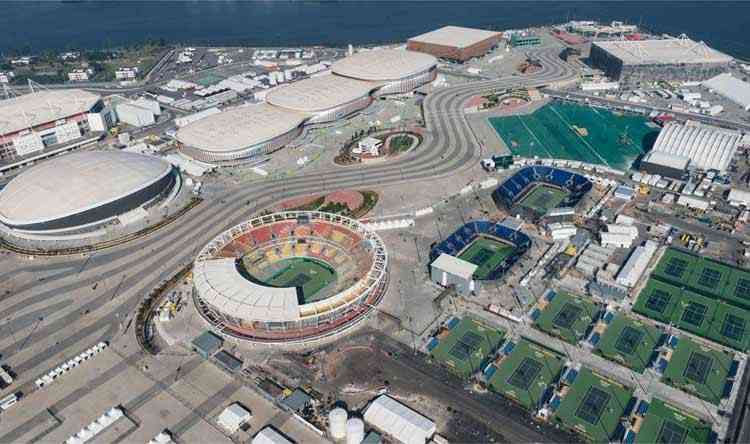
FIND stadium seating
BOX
[429,220,532,281]
[492,166,592,210]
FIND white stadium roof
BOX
[332,48,437,81]
[176,103,307,153]
[408,25,501,49]
[364,395,436,444]
[649,121,739,172]
[266,74,375,113]
[0,151,172,226]
[0,89,101,136]
[192,258,300,323]
[703,73,750,111]
[593,38,732,65]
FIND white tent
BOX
[364,395,436,444]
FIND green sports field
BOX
[594,315,662,373]
[430,317,505,378]
[553,367,634,443]
[488,101,659,171]
[662,336,734,405]
[635,398,713,444]
[634,247,750,351]
[250,257,336,303]
[458,236,516,280]
[534,291,598,345]
[488,338,564,410]
[517,184,570,215]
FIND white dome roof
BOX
[0,150,172,225]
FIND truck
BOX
[481,154,513,171]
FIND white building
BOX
[430,253,478,295]
[647,121,740,173]
[676,194,710,211]
[115,67,139,80]
[616,240,658,287]
[217,403,251,434]
[600,232,635,249]
[116,101,157,127]
[703,73,750,111]
[0,71,13,84]
[67,69,91,82]
[364,395,436,444]
[252,427,293,444]
[581,81,619,91]
[548,222,577,240]
[355,136,383,156]
[728,188,750,207]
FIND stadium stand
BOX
[429,220,531,281]
[492,166,592,221]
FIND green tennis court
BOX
[534,291,598,345]
[594,315,662,373]
[260,257,336,303]
[488,338,565,410]
[517,184,570,215]
[553,367,634,443]
[430,317,505,378]
[662,337,734,405]
[635,398,712,444]
[458,236,516,280]
[488,101,659,171]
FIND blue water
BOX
[2,1,749,59]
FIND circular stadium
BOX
[492,166,593,222]
[176,48,437,165]
[0,150,181,244]
[192,211,388,345]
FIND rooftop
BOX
[332,48,437,81]
[408,25,501,49]
[593,38,733,65]
[176,103,307,153]
[192,258,300,323]
[0,89,101,135]
[703,73,750,110]
[0,150,172,226]
[431,253,477,280]
[266,74,376,113]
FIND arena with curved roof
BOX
[177,48,437,165]
[176,103,307,164]
[0,150,180,240]
[192,211,388,345]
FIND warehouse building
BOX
[589,37,732,85]
[0,89,114,162]
[641,121,740,174]
[430,253,478,295]
[728,188,750,207]
[703,73,750,111]
[616,240,658,287]
[640,150,689,179]
[407,25,502,62]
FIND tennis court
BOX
[534,291,598,345]
[488,101,658,171]
[595,315,662,373]
[662,337,734,405]
[635,248,750,351]
[635,398,712,444]
[430,317,505,378]
[458,236,516,280]
[517,184,570,215]
[553,367,634,443]
[488,338,565,410]
[263,257,337,303]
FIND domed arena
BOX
[192,211,388,345]
[0,150,182,247]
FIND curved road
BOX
[0,47,577,443]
